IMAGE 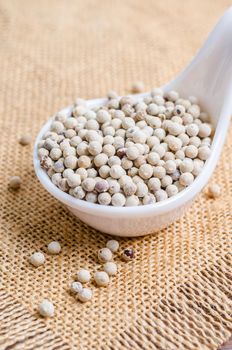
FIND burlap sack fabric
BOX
[0,0,231,349]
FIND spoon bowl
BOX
[33,8,232,236]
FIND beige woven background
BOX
[0,0,232,349]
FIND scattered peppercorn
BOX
[19,134,32,146]
[78,288,93,302]
[122,248,135,261]
[76,269,91,283]
[38,299,55,317]
[106,240,119,253]
[208,183,221,198]
[94,271,110,286]
[9,176,21,190]
[98,248,113,262]
[47,241,61,255]
[29,252,45,267]
[70,281,83,294]
[103,262,117,276]
[131,81,145,93]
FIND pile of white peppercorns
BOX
[37,89,213,206]
[70,240,134,303]
[30,239,134,316]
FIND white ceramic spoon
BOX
[34,7,232,237]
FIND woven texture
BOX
[0,0,232,349]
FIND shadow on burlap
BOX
[0,0,231,349]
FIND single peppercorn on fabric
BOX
[0,1,232,350]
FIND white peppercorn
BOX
[106,240,119,252]
[98,192,111,205]
[85,119,99,130]
[147,103,159,116]
[108,157,121,168]
[76,168,88,180]
[73,186,86,199]
[96,110,111,124]
[82,178,96,192]
[185,145,198,159]
[55,110,68,122]
[199,112,210,123]
[78,129,87,139]
[198,146,211,160]
[70,281,83,294]
[47,241,61,255]
[165,90,179,102]
[51,173,62,186]
[102,144,115,157]
[103,126,115,137]
[179,172,194,187]
[49,148,62,161]
[168,121,184,136]
[123,182,137,196]
[139,164,153,179]
[161,175,173,188]
[201,137,211,146]
[164,160,176,174]
[64,155,77,169]
[186,123,199,137]
[65,129,76,139]
[94,271,110,287]
[103,261,117,276]
[73,105,87,116]
[148,177,161,192]
[189,136,201,148]
[125,195,140,206]
[98,248,113,262]
[180,158,194,173]
[152,144,166,158]
[142,193,155,204]
[77,269,91,283]
[19,134,32,146]
[134,155,147,168]
[121,117,135,129]
[121,157,133,170]
[53,159,64,173]
[88,141,102,156]
[29,252,45,267]
[136,182,148,197]
[155,189,168,202]
[85,192,97,203]
[198,123,212,138]
[188,105,200,118]
[131,81,145,93]
[63,146,76,157]
[58,178,69,191]
[166,184,178,197]
[9,176,21,190]
[111,193,126,206]
[153,166,166,179]
[67,173,81,187]
[78,288,92,302]
[208,184,221,198]
[38,148,49,159]
[38,299,54,317]
[178,133,189,147]
[98,165,110,178]
[94,153,108,167]
[135,143,146,155]
[110,164,125,179]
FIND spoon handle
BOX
[167,7,232,120]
